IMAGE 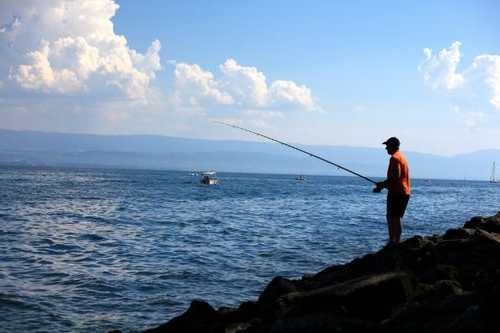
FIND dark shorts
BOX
[387,192,410,218]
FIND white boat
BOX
[491,162,497,183]
[200,171,219,185]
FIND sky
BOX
[0,0,499,155]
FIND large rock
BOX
[258,276,300,308]
[141,213,500,333]
[143,300,223,333]
[277,272,416,321]
[464,212,500,233]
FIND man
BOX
[373,137,410,244]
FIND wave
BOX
[78,233,107,242]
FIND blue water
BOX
[1,166,499,332]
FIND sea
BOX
[1,166,499,333]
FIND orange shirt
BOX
[387,150,411,195]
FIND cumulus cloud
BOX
[420,41,500,110]
[219,59,269,107]
[419,41,464,90]
[471,55,500,109]
[174,58,317,111]
[0,0,162,99]
[269,80,315,110]
[173,63,233,106]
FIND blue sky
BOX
[0,0,499,155]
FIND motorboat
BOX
[200,171,219,185]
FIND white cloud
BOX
[10,39,87,93]
[219,58,269,107]
[269,80,315,111]
[173,63,233,106]
[173,58,317,111]
[471,55,500,109]
[0,1,318,138]
[419,41,464,90]
[420,41,500,110]
[1,0,162,99]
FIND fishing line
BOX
[214,121,377,184]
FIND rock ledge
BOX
[140,212,500,333]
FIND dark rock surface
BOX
[141,212,500,333]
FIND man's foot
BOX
[383,241,396,249]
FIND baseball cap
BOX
[382,137,400,147]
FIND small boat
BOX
[295,175,305,181]
[200,171,219,185]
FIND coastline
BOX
[121,212,500,333]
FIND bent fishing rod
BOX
[214,121,377,184]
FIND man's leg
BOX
[386,216,394,243]
[388,216,402,243]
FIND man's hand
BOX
[373,181,385,193]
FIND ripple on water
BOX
[0,294,41,311]
[48,243,84,253]
[78,233,107,242]
[76,278,123,298]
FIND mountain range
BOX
[0,129,498,180]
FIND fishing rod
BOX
[214,121,377,184]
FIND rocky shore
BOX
[135,213,500,333]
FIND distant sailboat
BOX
[491,162,497,183]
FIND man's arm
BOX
[387,159,401,189]
[373,157,401,192]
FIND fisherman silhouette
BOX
[373,137,411,245]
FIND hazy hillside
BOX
[0,129,498,180]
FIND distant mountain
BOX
[0,128,498,180]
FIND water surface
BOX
[1,166,499,332]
